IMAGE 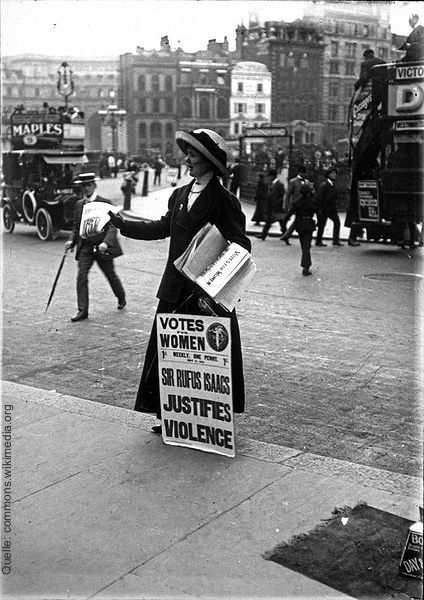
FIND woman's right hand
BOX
[108,211,125,230]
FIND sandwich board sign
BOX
[157,313,235,457]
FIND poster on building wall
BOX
[157,313,235,457]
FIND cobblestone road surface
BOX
[2,179,423,478]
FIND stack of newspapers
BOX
[174,222,256,311]
[79,202,119,239]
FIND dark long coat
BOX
[119,175,251,416]
[316,180,338,217]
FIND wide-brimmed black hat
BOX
[74,172,99,185]
[175,129,229,177]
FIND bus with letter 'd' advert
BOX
[348,58,424,246]
[1,104,88,241]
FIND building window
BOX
[200,74,208,85]
[138,75,145,91]
[165,97,173,113]
[151,121,161,138]
[138,122,146,141]
[300,53,309,68]
[151,74,159,92]
[180,96,191,118]
[235,102,246,114]
[329,61,340,75]
[257,83,263,92]
[234,123,240,134]
[138,97,146,112]
[287,51,295,67]
[329,81,339,97]
[165,122,173,139]
[345,82,352,100]
[237,82,243,92]
[34,87,40,97]
[345,62,356,76]
[152,98,160,113]
[199,96,210,119]
[255,103,265,114]
[330,41,339,58]
[280,53,286,67]
[217,76,225,85]
[165,75,173,92]
[345,42,357,58]
[180,72,191,85]
[328,104,339,121]
[217,97,227,119]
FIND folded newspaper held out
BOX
[79,202,120,239]
[174,222,256,311]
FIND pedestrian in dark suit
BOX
[293,183,318,276]
[229,159,241,196]
[109,129,251,434]
[280,165,309,243]
[251,173,267,225]
[65,172,126,322]
[315,168,344,246]
[258,169,288,241]
[399,14,424,62]
[354,49,385,91]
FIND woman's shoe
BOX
[302,268,312,276]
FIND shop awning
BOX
[43,154,88,164]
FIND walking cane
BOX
[44,247,70,313]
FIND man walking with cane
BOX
[65,172,126,322]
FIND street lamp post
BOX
[57,61,75,109]
[98,92,127,153]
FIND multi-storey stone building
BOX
[176,57,231,138]
[119,37,178,160]
[234,1,392,148]
[119,37,232,159]
[229,61,272,138]
[304,1,391,145]
[1,55,119,151]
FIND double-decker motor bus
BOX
[1,105,88,240]
[347,60,424,246]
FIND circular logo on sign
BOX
[206,323,229,352]
[23,134,37,146]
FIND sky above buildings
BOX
[2,0,423,58]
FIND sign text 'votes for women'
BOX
[157,314,234,457]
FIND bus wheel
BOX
[22,190,37,224]
[36,208,53,241]
[2,206,15,233]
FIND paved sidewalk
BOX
[3,380,421,600]
[119,184,353,242]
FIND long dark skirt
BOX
[134,295,246,418]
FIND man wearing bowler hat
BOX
[315,168,344,247]
[65,172,126,322]
[109,129,251,434]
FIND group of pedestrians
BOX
[252,165,349,276]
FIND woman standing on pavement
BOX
[108,129,251,433]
